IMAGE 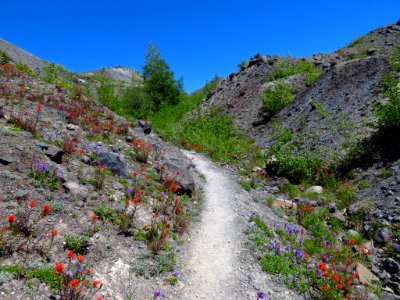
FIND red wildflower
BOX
[332,274,340,282]
[51,229,58,236]
[133,197,139,204]
[92,280,100,288]
[42,204,50,215]
[91,214,99,221]
[69,279,79,288]
[319,262,327,271]
[36,104,42,112]
[67,250,75,259]
[8,215,15,223]
[54,262,64,274]
[29,201,37,208]
[125,199,130,205]
[336,283,343,289]
[143,224,148,229]
[77,255,85,263]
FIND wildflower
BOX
[66,270,73,278]
[69,279,79,288]
[91,214,99,221]
[332,274,340,282]
[36,104,42,112]
[54,262,64,274]
[51,229,58,236]
[42,204,50,215]
[319,262,327,271]
[154,289,162,299]
[92,280,100,287]
[143,224,148,230]
[77,255,85,263]
[293,274,298,282]
[67,250,75,259]
[29,201,37,208]
[337,283,343,289]
[257,291,265,299]
[173,270,180,277]
[8,214,16,223]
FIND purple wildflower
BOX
[154,289,162,299]
[66,270,73,278]
[257,291,265,299]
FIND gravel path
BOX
[171,151,302,300]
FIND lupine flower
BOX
[257,291,265,299]
[154,289,162,299]
[66,270,73,278]
[293,274,298,282]
[173,270,180,277]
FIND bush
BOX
[15,62,35,76]
[64,234,89,254]
[0,50,11,64]
[269,57,321,85]
[375,46,400,129]
[262,82,295,117]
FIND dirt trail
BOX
[172,151,301,300]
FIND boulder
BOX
[160,149,195,195]
[356,263,379,285]
[97,152,129,177]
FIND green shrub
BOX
[379,168,393,179]
[64,234,89,253]
[262,82,295,117]
[375,46,400,129]
[15,62,35,76]
[279,183,300,198]
[0,50,11,64]
[93,204,116,222]
[269,57,321,85]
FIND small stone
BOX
[384,258,400,274]
[44,145,64,164]
[374,227,391,243]
[67,124,79,130]
[63,181,88,198]
[367,48,376,56]
[113,182,122,190]
[305,186,323,194]
[0,155,13,165]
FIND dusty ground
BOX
[162,151,301,300]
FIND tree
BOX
[142,42,183,110]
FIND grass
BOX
[379,168,393,179]
[25,267,61,290]
[64,234,90,254]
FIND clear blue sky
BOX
[1,0,399,92]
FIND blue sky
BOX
[1,0,399,92]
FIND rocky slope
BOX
[81,65,142,85]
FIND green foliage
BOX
[93,204,116,222]
[143,42,183,110]
[262,82,295,117]
[268,56,322,85]
[336,182,356,209]
[64,234,89,254]
[375,45,400,129]
[266,152,330,184]
[0,50,11,64]
[42,63,63,84]
[25,267,61,290]
[119,86,153,119]
[251,215,274,238]
[379,168,393,179]
[173,107,260,163]
[279,183,300,198]
[96,75,118,109]
[0,265,22,275]
[15,62,35,76]
[347,36,366,48]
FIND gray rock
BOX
[44,145,64,164]
[0,155,13,165]
[328,202,337,212]
[374,227,391,243]
[367,48,377,55]
[63,181,88,198]
[143,123,152,134]
[381,292,400,300]
[66,124,79,130]
[136,120,146,128]
[305,186,323,194]
[160,149,195,195]
[384,258,400,274]
[97,152,129,177]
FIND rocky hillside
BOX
[81,65,142,85]
[0,38,49,73]
[0,59,199,299]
